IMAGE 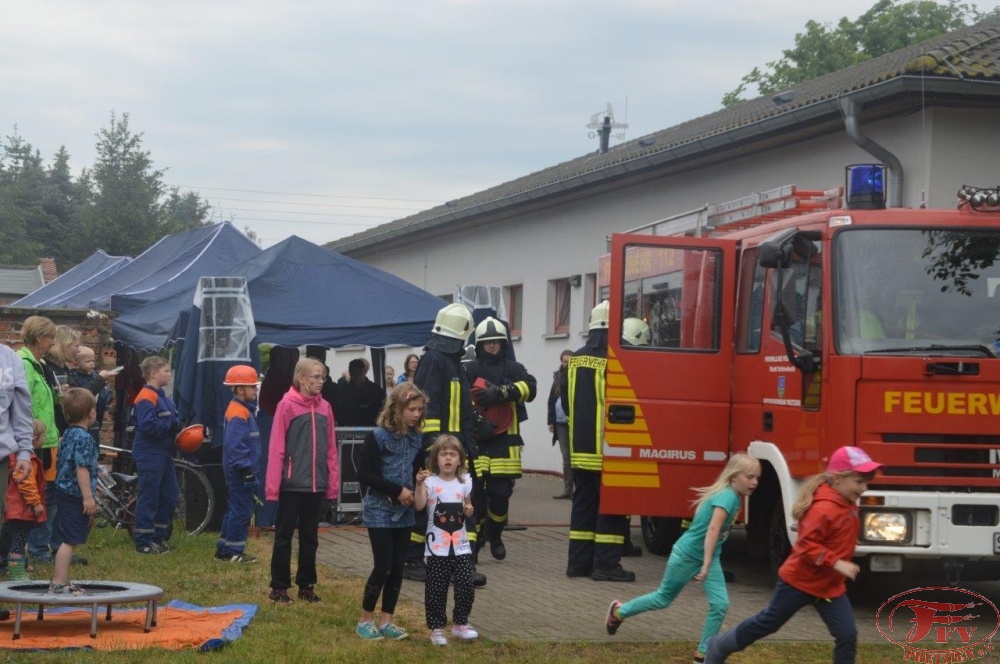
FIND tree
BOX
[163,188,212,234]
[722,0,1000,106]
[0,129,50,264]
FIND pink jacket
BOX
[265,387,339,501]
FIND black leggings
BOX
[425,553,475,629]
[362,527,410,614]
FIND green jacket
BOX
[16,347,58,448]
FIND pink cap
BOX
[827,446,883,474]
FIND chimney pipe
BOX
[599,116,611,154]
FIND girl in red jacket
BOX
[705,446,883,664]
[0,419,48,580]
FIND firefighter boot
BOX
[402,559,427,582]
[591,564,636,582]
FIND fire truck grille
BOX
[874,434,1000,491]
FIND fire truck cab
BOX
[600,167,1000,582]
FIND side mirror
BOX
[758,228,798,268]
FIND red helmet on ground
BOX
[176,424,205,453]
[223,365,260,386]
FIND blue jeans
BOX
[132,452,179,547]
[619,549,728,654]
[733,579,857,663]
[216,481,255,556]
[27,481,61,559]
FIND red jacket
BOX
[778,483,859,599]
[5,454,47,523]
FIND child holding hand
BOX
[49,388,98,595]
[355,383,428,641]
[414,435,478,646]
[706,446,883,664]
[606,453,761,664]
[0,419,48,580]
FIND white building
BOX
[327,19,1000,472]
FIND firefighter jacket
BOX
[413,334,478,459]
[560,329,608,473]
[464,345,537,439]
[132,385,181,455]
[223,397,261,482]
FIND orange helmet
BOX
[176,424,205,453]
[223,365,260,386]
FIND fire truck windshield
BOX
[836,228,1000,356]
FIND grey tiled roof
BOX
[328,17,1000,253]
[0,265,44,296]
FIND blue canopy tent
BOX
[12,250,132,308]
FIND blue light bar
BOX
[845,164,887,209]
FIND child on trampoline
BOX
[49,388,98,595]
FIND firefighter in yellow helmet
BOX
[562,301,636,582]
[402,304,487,587]
[464,316,537,562]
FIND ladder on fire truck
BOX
[625,184,844,238]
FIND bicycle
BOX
[96,445,215,538]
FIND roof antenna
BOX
[587,103,629,154]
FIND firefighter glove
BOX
[477,385,505,407]
[474,411,496,442]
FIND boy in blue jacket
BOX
[131,356,181,555]
[216,365,261,563]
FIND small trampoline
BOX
[0,581,163,640]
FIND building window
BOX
[506,284,523,337]
[549,278,571,334]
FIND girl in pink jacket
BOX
[265,357,339,605]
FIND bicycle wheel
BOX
[173,461,214,537]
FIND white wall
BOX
[354,107,1000,472]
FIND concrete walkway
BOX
[317,473,999,644]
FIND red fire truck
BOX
[598,166,1000,582]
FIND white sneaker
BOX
[429,628,448,646]
[451,624,479,640]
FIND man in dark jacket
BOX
[464,316,536,561]
[562,301,635,582]
[335,359,385,426]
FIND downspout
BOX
[840,97,903,208]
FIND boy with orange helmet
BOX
[215,365,261,563]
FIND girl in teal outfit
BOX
[605,453,761,664]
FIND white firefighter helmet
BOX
[432,303,474,340]
[622,317,651,346]
[589,300,610,330]
[474,317,507,344]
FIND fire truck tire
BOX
[768,506,791,573]
[640,516,682,556]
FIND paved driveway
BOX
[317,473,1000,645]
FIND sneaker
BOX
[32,553,54,565]
[48,582,86,596]
[135,543,163,555]
[552,491,572,499]
[488,539,506,561]
[606,599,623,635]
[216,552,258,564]
[429,628,448,646]
[355,621,383,640]
[592,565,636,582]
[451,624,479,640]
[154,541,171,554]
[402,560,427,582]
[693,653,706,663]
[268,588,292,605]
[70,554,89,565]
[297,585,321,603]
[378,622,409,640]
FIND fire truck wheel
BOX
[640,516,682,556]
[768,507,792,573]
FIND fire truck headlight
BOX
[862,511,910,544]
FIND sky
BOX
[4,0,1000,250]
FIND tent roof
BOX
[12,251,131,308]
[112,235,445,351]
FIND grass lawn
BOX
[1,526,908,663]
